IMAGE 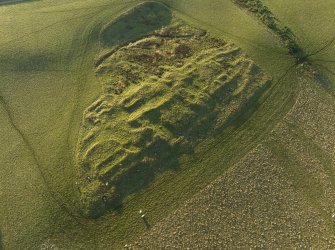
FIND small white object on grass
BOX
[139,209,145,218]
[332,214,335,219]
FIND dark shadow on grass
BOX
[142,216,151,229]
[99,1,172,47]
[92,141,184,218]
[0,0,39,6]
[0,51,55,72]
[223,64,296,131]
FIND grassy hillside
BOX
[0,0,334,249]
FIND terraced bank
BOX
[75,2,271,218]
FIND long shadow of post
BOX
[142,216,151,230]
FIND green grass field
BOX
[0,0,334,249]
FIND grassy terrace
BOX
[0,0,334,249]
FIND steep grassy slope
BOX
[0,0,334,249]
